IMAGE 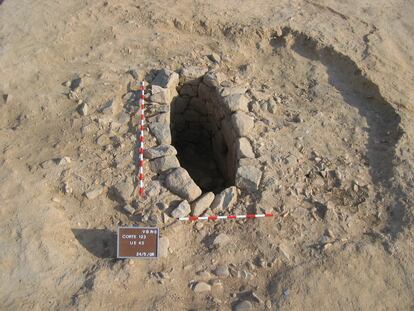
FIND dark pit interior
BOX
[171,78,233,193]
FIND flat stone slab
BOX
[144,144,177,159]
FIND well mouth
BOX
[170,76,233,193]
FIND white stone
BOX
[210,186,237,210]
[171,200,191,218]
[231,112,254,137]
[237,137,255,158]
[223,94,249,113]
[165,168,202,201]
[144,145,177,160]
[149,155,180,173]
[85,186,104,200]
[193,281,211,293]
[191,192,215,216]
[78,102,88,116]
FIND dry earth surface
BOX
[1,0,414,310]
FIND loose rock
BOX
[85,186,104,200]
[191,192,215,216]
[149,155,180,173]
[237,137,255,158]
[100,99,117,114]
[56,156,71,165]
[223,94,249,113]
[122,204,135,215]
[234,300,253,311]
[165,168,202,201]
[144,144,177,159]
[77,102,88,116]
[210,186,237,210]
[152,68,179,89]
[69,78,82,91]
[231,112,254,137]
[213,265,230,277]
[235,166,262,191]
[149,122,172,144]
[208,52,221,63]
[171,200,191,218]
[193,282,211,293]
[112,180,134,203]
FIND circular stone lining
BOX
[170,70,255,193]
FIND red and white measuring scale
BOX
[178,213,274,221]
[138,81,145,197]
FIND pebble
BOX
[213,265,229,277]
[223,94,249,113]
[77,102,88,116]
[171,200,191,218]
[208,52,221,63]
[234,300,253,311]
[122,204,135,215]
[96,134,110,146]
[237,137,255,158]
[62,182,72,194]
[85,186,104,200]
[267,98,277,113]
[193,281,211,293]
[69,77,82,91]
[56,156,71,165]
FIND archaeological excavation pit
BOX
[169,71,254,193]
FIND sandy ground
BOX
[1,0,414,310]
